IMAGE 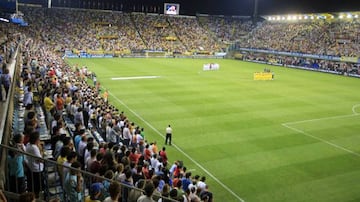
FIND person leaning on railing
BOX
[25,131,44,198]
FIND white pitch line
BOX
[282,123,360,157]
[352,104,360,115]
[108,90,245,202]
[111,76,160,80]
[284,103,360,126]
[283,113,360,126]
[282,103,360,157]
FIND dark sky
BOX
[2,0,359,16]
[172,0,360,16]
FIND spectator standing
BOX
[64,161,83,202]
[85,182,103,202]
[25,131,44,198]
[103,181,121,202]
[159,147,168,166]
[43,92,55,128]
[7,145,26,193]
[23,86,33,107]
[1,68,11,100]
[136,181,156,202]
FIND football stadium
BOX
[0,0,359,201]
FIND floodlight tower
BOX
[253,0,259,18]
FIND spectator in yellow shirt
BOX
[43,92,55,128]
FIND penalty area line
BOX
[108,90,245,202]
[282,103,360,158]
[282,123,360,157]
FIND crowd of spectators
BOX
[132,13,186,53]
[19,6,360,58]
[20,7,224,55]
[2,6,360,202]
[243,52,360,75]
[238,19,360,57]
[21,7,146,54]
[0,23,19,101]
[3,12,214,202]
[199,16,254,44]
[167,17,222,53]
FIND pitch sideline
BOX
[108,91,246,202]
[282,103,360,157]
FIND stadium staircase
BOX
[130,13,149,48]
[166,18,189,51]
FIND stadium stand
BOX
[0,4,360,202]
[238,20,360,57]
[0,8,213,202]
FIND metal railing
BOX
[0,143,178,202]
[0,43,21,190]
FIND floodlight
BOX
[281,16,285,20]
[298,16,302,20]
[347,14,352,19]
[277,16,281,20]
[339,15,344,19]
[292,15,297,20]
[304,16,308,20]
[310,16,314,19]
[0,18,9,23]
[355,14,359,18]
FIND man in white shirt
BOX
[165,125,172,145]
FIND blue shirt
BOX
[181,177,192,191]
[7,154,25,177]
[64,174,83,202]
[74,135,82,151]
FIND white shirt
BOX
[150,157,159,171]
[137,195,155,202]
[197,181,206,191]
[103,197,117,202]
[25,143,44,172]
[166,126,172,134]
[123,127,131,139]
[77,140,87,157]
[63,161,71,182]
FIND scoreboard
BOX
[164,3,180,15]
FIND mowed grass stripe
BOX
[245,168,360,202]
[67,58,360,202]
[289,115,360,153]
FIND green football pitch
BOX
[67,58,360,202]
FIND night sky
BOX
[2,0,359,16]
[170,0,360,16]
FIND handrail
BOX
[0,43,20,190]
[0,143,178,202]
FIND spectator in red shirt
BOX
[159,147,168,166]
[144,144,152,161]
[129,147,141,164]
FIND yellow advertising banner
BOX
[340,56,358,63]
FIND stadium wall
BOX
[64,51,226,59]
